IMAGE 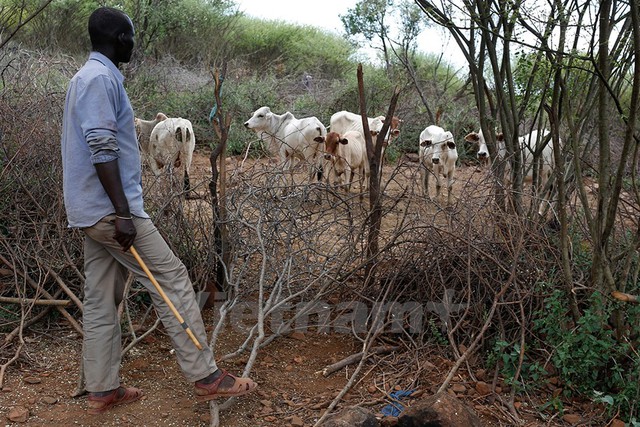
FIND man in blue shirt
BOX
[61,6,256,414]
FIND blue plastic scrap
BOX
[380,389,416,417]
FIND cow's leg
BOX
[150,157,164,177]
[184,171,191,193]
[446,170,454,205]
[434,165,442,199]
[307,157,317,184]
[280,155,293,195]
[343,167,352,192]
[324,160,333,186]
[420,163,430,199]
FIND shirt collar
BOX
[88,51,125,83]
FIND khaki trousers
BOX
[81,215,217,392]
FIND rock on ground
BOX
[397,392,483,427]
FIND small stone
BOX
[411,389,424,398]
[8,406,29,422]
[290,415,304,426]
[289,332,305,341]
[260,399,272,407]
[562,414,582,425]
[264,416,277,422]
[475,381,491,395]
[610,419,625,427]
[475,369,486,381]
[42,396,58,405]
[422,361,436,370]
[293,355,304,364]
[23,376,41,384]
[367,385,377,394]
[452,384,467,393]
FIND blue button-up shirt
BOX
[61,52,149,228]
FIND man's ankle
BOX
[197,369,222,385]
[90,388,118,397]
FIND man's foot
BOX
[87,386,143,414]
[194,369,257,401]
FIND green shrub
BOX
[533,290,640,421]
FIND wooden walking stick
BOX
[129,246,203,350]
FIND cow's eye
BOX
[258,115,264,118]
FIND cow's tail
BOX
[315,125,326,182]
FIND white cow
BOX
[464,129,555,214]
[244,106,326,190]
[419,125,458,205]
[134,112,168,154]
[148,117,196,193]
[321,131,369,194]
[329,111,402,168]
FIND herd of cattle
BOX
[134,107,556,212]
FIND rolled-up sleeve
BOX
[87,135,119,164]
[75,74,120,164]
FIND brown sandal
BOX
[87,386,143,414]
[194,370,258,402]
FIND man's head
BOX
[88,7,135,64]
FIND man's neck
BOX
[92,47,118,67]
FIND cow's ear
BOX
[370,130,379,136]
[313,136,324,143]
[340,138,348,145]
[464,132,478,143]
[157,112,168,121]
[447,141,456,149]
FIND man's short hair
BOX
[88,7,131,48]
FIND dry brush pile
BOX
[2,49,635,426]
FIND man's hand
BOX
[114,216,136,251]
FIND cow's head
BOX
[373,115,402,144]
[465,130,490,164]
[322,131,348,161]
[422,132,455,164]
[244,106,272,132]
[465,130,503,165]
[389,116,402,140]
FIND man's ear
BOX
[118,33,133,45]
